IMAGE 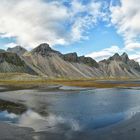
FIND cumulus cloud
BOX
[4,42,18,48]
[86,45,122,61]
[0,0,104,49]
[125,42,140,50]
[92,0,140,62]
[110,0,140,50]
[87,0,140,62]
[129,53,140,63]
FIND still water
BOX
[0,87,140,133]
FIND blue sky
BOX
[0,0,140,62]
[54,21,124,56]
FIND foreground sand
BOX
[0,110,140,140]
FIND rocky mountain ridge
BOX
[1,43,140,78]
[22,43,102,78]
[7,46,27,56]
[99,53,140,77]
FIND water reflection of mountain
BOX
[0,99,27,114]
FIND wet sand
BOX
[0,122,34,140]
[0,113,140,140]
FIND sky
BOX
[0,0,140,62]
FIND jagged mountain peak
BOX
[121,52,129,63]
[34,43,52,51]
[31,43,61,56]
[79,56,99,68]
[63,52,78,62]
[99,52,140,77]
[114,53,120,56]
[7,46,27,56]
[108,52,130,62]
[108,53,121,61]
[67,52,78,56]
[121,52,128,57]
[62,52,99,67]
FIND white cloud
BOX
[129,52,140,63]
[0,0,103,49]
[0,0,69,48]
[125,42,140,50]
[86,45,122,61]
[70,0,104,42]
[4,43,18,48]
[110,0,140,50]
[129,54,140,61]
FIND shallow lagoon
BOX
[0,87,140,135]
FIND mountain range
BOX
[0,43,139,79]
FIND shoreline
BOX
[0,86,140,139]
[0,72,140,88]
[0,79,140,88]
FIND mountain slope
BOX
[0,52,36,74]
[7,46,27,56]
[99,53,140,77]
[1,43,140,79]
[23,43,102,78]
[0,49,5,53]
